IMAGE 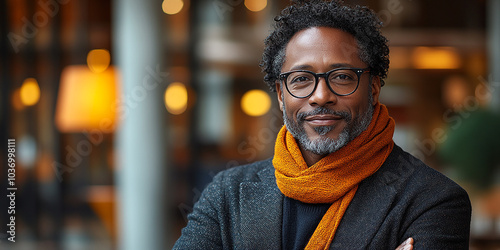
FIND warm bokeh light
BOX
[11,88,25,110]
[87,49,111,73]
[412,46,461,69]
[162,0,184,15]
[20,78,40,106]
[443,76,470,108]
[241,89,271,117]
[55,65,119,132]
[165,82,188,115]
[245,0,267,12]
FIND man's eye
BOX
[292,76,311,82]
[332,74,353,80]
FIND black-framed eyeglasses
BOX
[279,67,371,98]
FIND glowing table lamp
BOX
[55,65,119,132]
[55,50,120,243]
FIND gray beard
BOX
[282,95,374,156]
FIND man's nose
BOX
[308,77,338,106]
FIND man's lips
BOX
[304,114,343,126]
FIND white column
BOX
[488,0,500,112]
[113,0,168,249]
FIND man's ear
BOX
[276,81,284,111]
[370,76,382,105]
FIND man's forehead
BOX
[282,27,362,69]
[285,27,358,54]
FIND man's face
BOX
[276,27,381,156]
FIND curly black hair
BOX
[260,0,390,92]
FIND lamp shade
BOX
[55,65,120,133]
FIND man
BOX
[174,0,471,249]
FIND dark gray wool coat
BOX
[174,145,471,249]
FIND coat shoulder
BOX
[381,145,469,197]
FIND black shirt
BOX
[282,196,331,249]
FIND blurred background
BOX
[1,0,499,249]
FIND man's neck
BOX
[300,147,327,167]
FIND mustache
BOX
[296,107,352,123]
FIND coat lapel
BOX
[239,165,283,249]
[330,146,415,249]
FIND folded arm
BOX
[400,186,471,249]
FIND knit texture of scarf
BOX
[273,102,395,249]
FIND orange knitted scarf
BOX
[273,102,395,249]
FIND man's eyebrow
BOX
[329,63,355,68]
[290,65,313,71]
[289,63,356,71]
